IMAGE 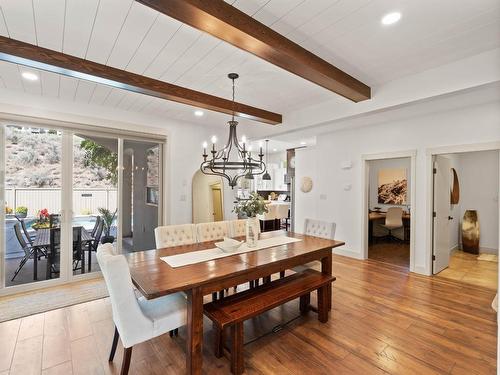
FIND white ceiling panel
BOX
[89,85,113,105]
[103,88,126,107]
[0,62,23,90]
[106,2,158,70]
[20,66,42,95]
[0,0,496,130]
[63,0,100,57]
[33,0,65,51]
[143,26,201,79]
[125,15,183,74]
[0,0,36,43]
[161,33,221,83]
[40,71,60,97]
[85,0,134,63]
[0,7,9,36]
[74,80,96,102]
[58,75,78,100]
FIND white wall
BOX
[294,147,319,234]
[368,157,411,210]
[452,150,499,252]
[294,99,500,273]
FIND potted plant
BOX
[15,206,28,218]
[233,192,268,247]
[98,207,117,244]
[32,208,50,229]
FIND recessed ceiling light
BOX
[300,141,306,145]
[381,12,401,25]
[194,110,204,117]
[272,148,277,152]
[21,71,38,81]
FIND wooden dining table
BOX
[126,230,345,375]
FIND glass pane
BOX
[4,126,62,286]
[122,140,160,253]
[72,134,118,275]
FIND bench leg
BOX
[317,286,329,323]
[230,323,244,375]
[214,325,224,358]
[299,293,311,315]
[264,275,271,284]
[279,271,285,278]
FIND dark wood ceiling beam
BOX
[0,36,282,125]
[137,0,371,102]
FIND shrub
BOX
[16,149,38,166]
[15,206,28,215]
[26,172,55,187]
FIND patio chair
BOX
[20,219,35,245]
[91,216,102,237]
[86,220,104,272]
[46,227,84,279]
[49,214,60,228]
[11,223,36,281]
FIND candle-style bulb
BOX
[211,136,217,144]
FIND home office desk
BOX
[368,211,411,242]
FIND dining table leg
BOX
[186,287,203,375]
[321,251,333,311]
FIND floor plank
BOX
[0,255,496,374]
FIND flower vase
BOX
[246,217,259,248]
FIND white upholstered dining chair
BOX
[196,221,230,242]
[292,218,336,273]
[97,243,187,375]
[154,224,197,248]
[230,219,261,238]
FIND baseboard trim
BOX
[413,265,430,276]
[479,247,498,254]
[332,247,364,260]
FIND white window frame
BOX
[0,121,166,296]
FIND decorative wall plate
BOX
[300,176,313,193]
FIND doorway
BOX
[362,151,416,271]
[432,149,499,290]
[192,171,224,223]
[210,183,223,222]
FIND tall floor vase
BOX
[462,210,479,254]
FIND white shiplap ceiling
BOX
[0,0,498,130]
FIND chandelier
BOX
[201,73,267,188]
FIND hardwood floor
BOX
[437,250,498,290]
[368,240,410,268]
[0,255,496,374]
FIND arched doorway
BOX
[192,170,224,224]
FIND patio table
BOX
[32,228,93,280]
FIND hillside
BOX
[5,127,115,189]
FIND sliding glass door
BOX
[72,133,118,275]
[1,122,164,293]
[2,125,63,287]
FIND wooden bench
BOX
[203,269,336,374]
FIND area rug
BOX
[477,254,498,262]
[0,278,109,322]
